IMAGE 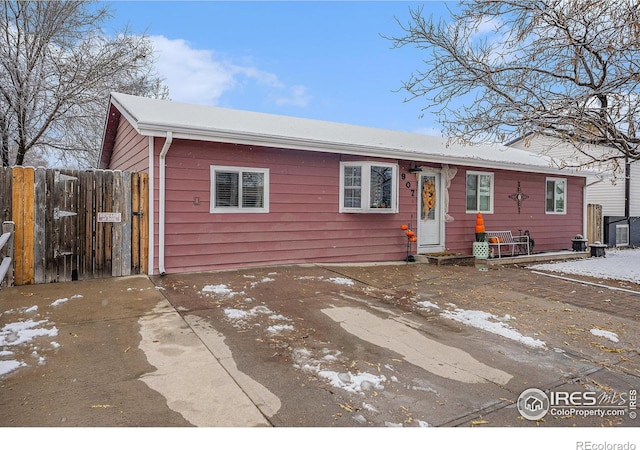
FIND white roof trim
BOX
[109,92,589,176]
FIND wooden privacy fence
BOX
[0,167,148,285]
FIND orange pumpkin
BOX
[409,236,417,242]
[400,224,409,230]
[406,230,415,237]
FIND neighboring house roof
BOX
[507,133,617,174]
[100,92,586,176]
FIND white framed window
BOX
[339,162,398,213]
[545,177,566,214]
[616,224,629,247]
[210,166,269,213]
[466,171,494,213]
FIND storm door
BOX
[417,171,444,253]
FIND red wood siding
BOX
[109,117,149,172]
[139,138,586,274]
[156,141,418,273]
[444,168,585,254]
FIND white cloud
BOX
[473,16,502,36]
[273,85,312,107]
[149,35,310,108]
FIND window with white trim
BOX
[210,166,269,213]
[466,171,494,213]
[616,224,629,247]
[545,177,566,214]
[339,162,398,213]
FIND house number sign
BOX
[401,172,415,196]
[97,212,122,223]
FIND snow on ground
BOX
[327,277,355,286]
[590,329,619,343]
[412,250,640,349]
[292,347,386,394]
[415,297,546,348]
[0,297,71,376]
[294,274,356,286]
[528,248,640,284]
[441,308,546,349]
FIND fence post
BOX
[1,221,15,288]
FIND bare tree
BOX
[0,0,167,168]
[388,0,640,171]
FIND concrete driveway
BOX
[1,261,639,427]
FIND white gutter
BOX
[148,136,155,275]
[158,131,173,275]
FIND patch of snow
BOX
[251,306,273,315]
[441,308,546,349]
[416,300,440,309]
[268,314,291,321]
[224,305,274,323]
[317,370,386,394]
[25,305,38,313]
[529,248,640,284]
[202,284,233,296]
[362,402,379,413]
[224,309,249,320]
[0,319,59,347]
[0,360,25,376]
[266,324,294,334]
[326,277,355,286]
[51,298,69,307]
[590,329,619,343]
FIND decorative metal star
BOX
[508,181,529,214]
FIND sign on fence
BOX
[97,212,122,223]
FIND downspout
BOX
[158,131,173,275]
[625,156,631,235]
[148,137,155,275]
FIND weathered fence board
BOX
[0,167,148,285]
[1,167,12,222]
[138,172,149,274]
[1,221,14,288]
[587,203,603,245]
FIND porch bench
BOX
[484,231,530,258]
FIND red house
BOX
[99,93,589,275]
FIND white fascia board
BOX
[135,123,589,178]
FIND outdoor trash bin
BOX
[590,243,606,257]
[572,238,587,252]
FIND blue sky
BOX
[103,1,454,136]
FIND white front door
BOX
[417,170,444,253]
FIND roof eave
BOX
[134,123,586,177]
